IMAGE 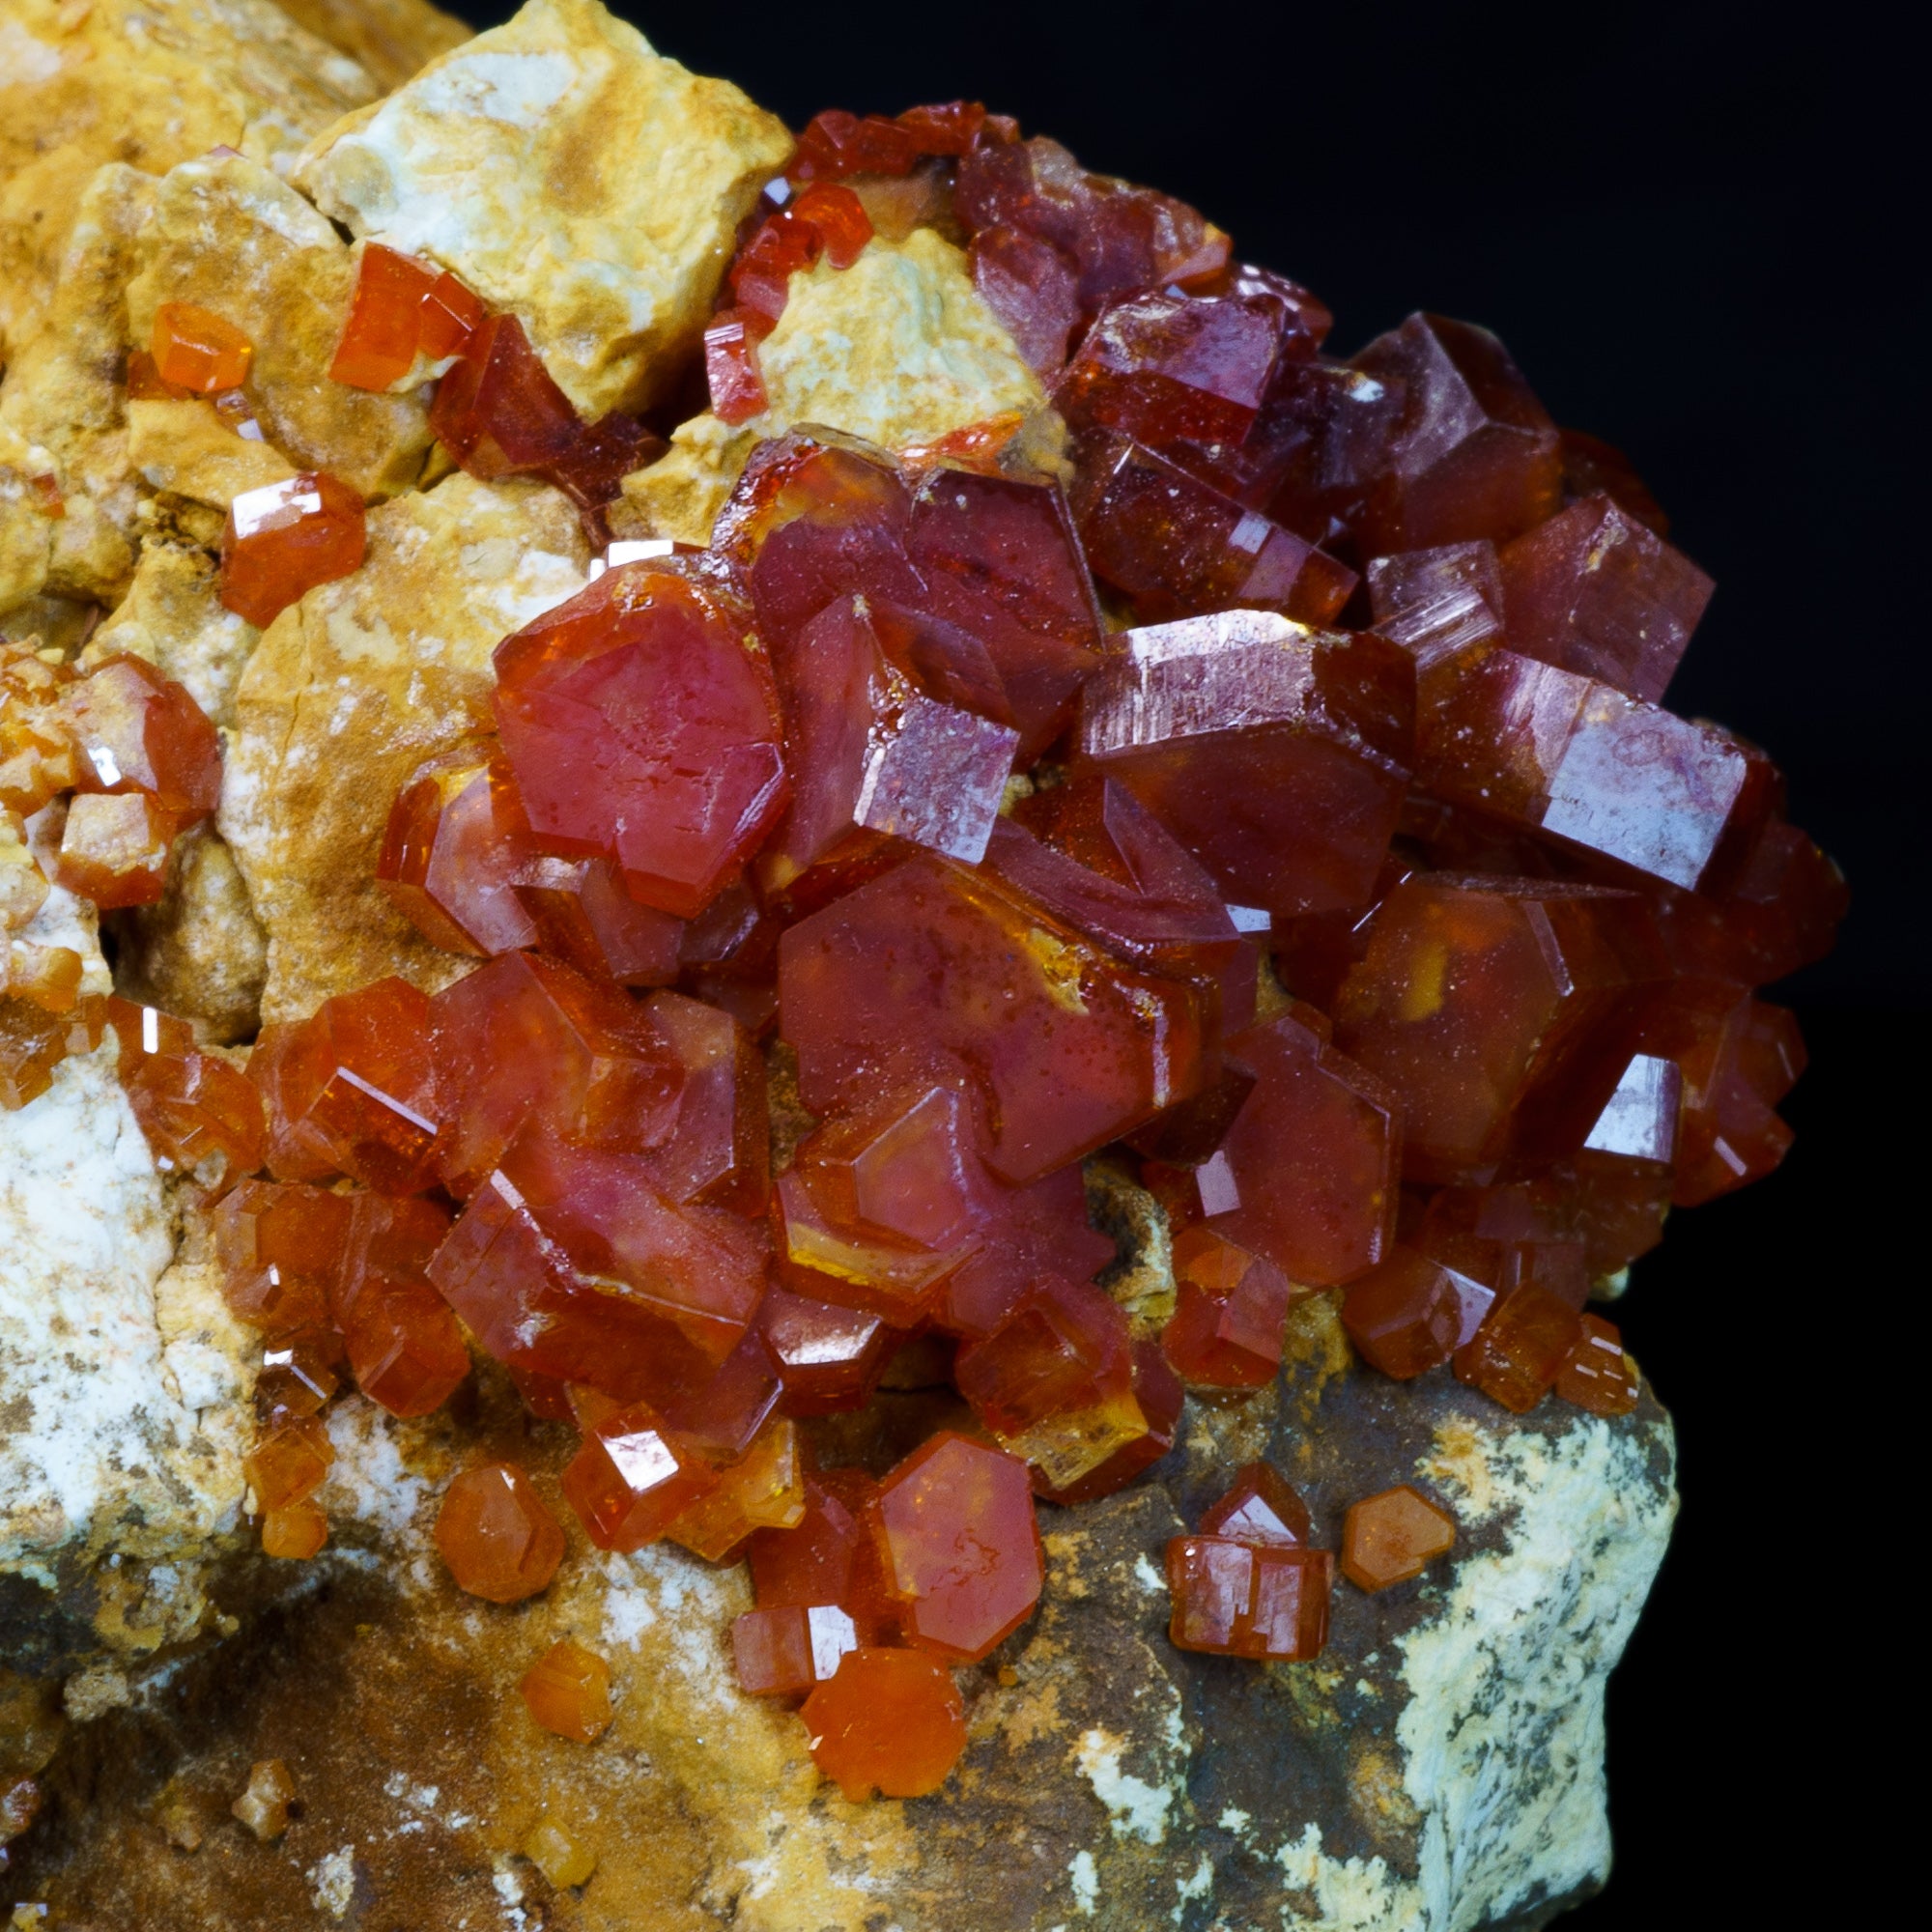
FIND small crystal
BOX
[520,1638,612,1743]
[1340,1486,1456,1591]
[435,1462,567,1603]
[801,1648,968,1800]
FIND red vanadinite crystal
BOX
[250,977,442,1194]
[780,852,1210,1185]
[136,86,1839,1737]
[221,473,367,628]
[560,1400,716,1552]
[1077,611,1412,919]
[873,1432,1042,1662]
[801,1647,968,1800]
[331,243,483,390]
[493,563,788,919]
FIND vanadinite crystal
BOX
[435,1463,566,1603]
[800,1648,968,1800]
[1340,1486,1456,1591]
[83,82,1835,1802]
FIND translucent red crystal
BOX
[1553,1312,1640,1415]
[1348,312,1562,552]
[331,242,482,390]
[1161,1226,1298,1390]
[1076,611,1411,918]
[801,1647,967,1800]
[873,1431,1042,1662]
[221,473,367,628]
[732,1602,860,1695]
[781,851,1210,1185]
[954,1273,1146,1489]
[1166,1537,1331,1661]
[559,1400,715,1552]
[493,563,788,919]
[64,653,221,819]
[376,753,539,958]
[250,977,441,1193]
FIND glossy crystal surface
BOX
[1340,1486,1456,1591]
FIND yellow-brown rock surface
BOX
[0,0,377,364]
[625,228,1048,545]
[219,470,590,1023]
[270,0,469,92]
[295,0,794,421]
[125,153,434,501]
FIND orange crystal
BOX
[151,300,253,394]
[747,1468,901,1644]
[954,1273,1147,1490]
[1554,1312,1640,1415]
[559,1401,716,1552]
[520,1638,612,1743]
[213,1179,353,1333]
[1160,1226,1299,1389]
[1452,1282,1583,1413]
[260,1501,328,1560]
[220,472,367,628]
[335,1195,469,1418]
[1339,1485,1456,1591]
[1165,1535,1332,1660]
[666,1417,805,1562]
[435,1462,567,1602]
[330,242,481,391]
[1199,1463,1312,1547]
[244,1415,333,1510]
[53,792,178,908]
[800,1647,967,1800]
[251,976,442,1193]
[873,1431,1042,1662]
[1340,1243,1496,1379]
[731,1603,860,1696]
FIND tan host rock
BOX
[296,0,794,421]
[626,228,1049,545]
[220,471,592,1023]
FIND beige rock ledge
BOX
[0,0,378,364]
[11,1295,1674,1930]
[296,0,794,422]
[219,469,591,1022]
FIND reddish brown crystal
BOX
[1200,1463,1312,1547]
[251,977,442,1193]
[213,1180,353,1334]
[1035,1340,1183,1506]
[493,563,788,919]
[748,1468,900,1644]
[1553,1312,1640,1414]
[801,1647,967,1800]
[731,1602,860,1695]
[1349,312,1562,552]
[1340,1486,1455,1591]
[874,1431,1042,1661]
[435,1463,566,1603]
[1452,1283,1583,1413]
[1497,493,1713,702]
[335,1194,469,1417]
[52,792,178,908]
[1331,876,1652,1183]
[1077,611,1411,919]
[65,653,222,819]
[376,753,540,958]
[1161,1226,1298,1390]
[780,852,1210,1185]
[954,1274,1146,1489]
[1340,1244,1495,1379]
[221,473,367,628]
[559,1400,715,1552]
[666,1417,805,1561]
[1165,1536,1331,1661]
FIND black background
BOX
[486,2,1913,1919]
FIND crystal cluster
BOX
[5,88,1840,1812]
